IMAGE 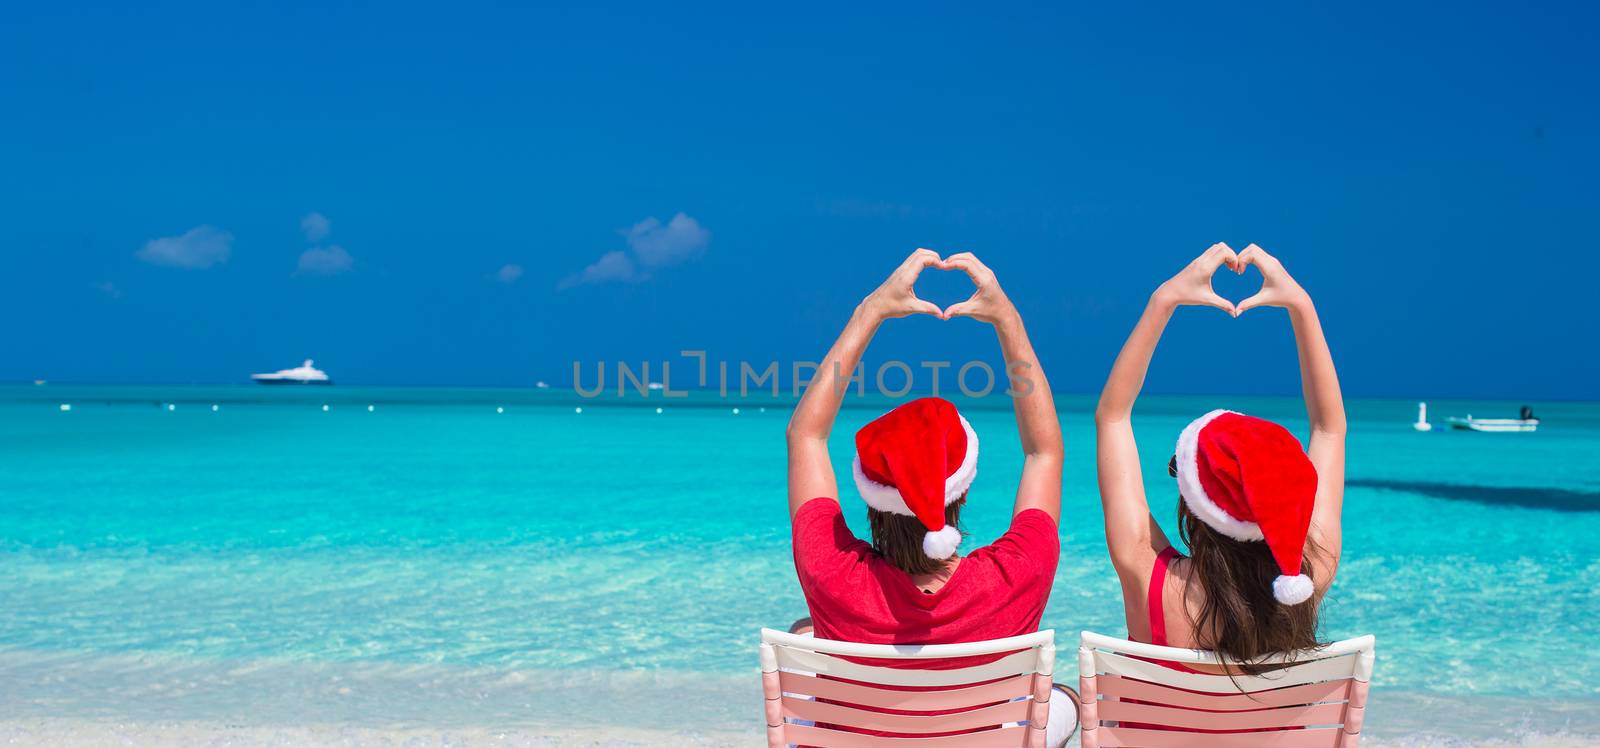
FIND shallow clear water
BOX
[1,385,1596,740]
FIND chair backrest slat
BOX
[1096,673,1351,711]
[1096,649,1358,692]
[1098,724,1346,747]
[759,628,1056,747]
[1078,630,1376,748]
[785,722,1035,748]
[783,694,1034,733]
[779,670,1035,711]
[775,645,1039,687]
[1098,700,1350,731]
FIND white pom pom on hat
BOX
[1272,573,1316,605]
[922,526,963,560]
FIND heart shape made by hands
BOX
[900,250,1005,322]
[1212,259,1259,311]
[908,261,978,316]
[1172,243,1288,317]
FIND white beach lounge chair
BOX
[758,627,1062,747]
[1077,630,1377,747]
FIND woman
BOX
[1094,242,1346,673]
[786,249,1076,743]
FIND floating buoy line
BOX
[52,401,775,416]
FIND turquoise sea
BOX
[1,385,1597,744]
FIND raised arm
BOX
[942,253,1063,523]
[1094,243,1240,579]
[1236,244,1346,587]
[786,249,942,517]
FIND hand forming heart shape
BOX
[1232,243,1309,314]
[936,251,1012,323]
[1158,242,1307,317]
[1161,242,1243,315]
[865,248,1014,324]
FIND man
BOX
[785,249,1076,745]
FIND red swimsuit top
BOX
[1144,546,1204,674]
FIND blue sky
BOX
[3,2,1596,399]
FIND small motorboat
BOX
[252,359,333,385]
[1447,406,1538,433]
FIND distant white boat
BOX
[647,382,665,391]
[1413,402,1432,432]
[535,381,550,389]
[252,359,333,386]
[1448,406,1539,433]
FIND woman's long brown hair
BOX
[1176,498,1325,676]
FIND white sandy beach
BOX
[0,720,758,747]
[2,718,1598,748]
[3,648,1598,747]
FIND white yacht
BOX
[252,359,333,385]
[1447,406,1539,433]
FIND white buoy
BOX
[322,404,330,412]
[574,406,583,414]
[167,403,176,412]
[211,404,219,412]
[655,407,664,414]
[1413,402,1432,432]
[367,405,376,412]
[496,406,504,414]
[59,403,71,412]
[732,407,740,415]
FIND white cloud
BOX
[624,212,710,268]
[296,245,354,275]
[495,264,524,284]
[294,213,353,276]
[559,212,708,290]
[301,212,331,242]
[136,225,233,269]
[558,251,637,289]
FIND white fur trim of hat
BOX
[1174,409,1266,542]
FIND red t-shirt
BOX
[791,497,1058,668]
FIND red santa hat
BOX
[852,397,979,560]
[1175,410,1320,605]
